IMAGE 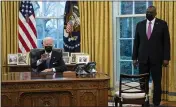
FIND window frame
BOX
[34,2,65,48]
[113,1,152,88]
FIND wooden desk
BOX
[2,72,110,107]
[3,64,76,72]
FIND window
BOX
[113,1,153,85]
[32,2,66,48]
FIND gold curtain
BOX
[78,1,113,87]
[154,1,176,101]
[1,1,19,74]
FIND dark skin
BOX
[133,6,169,68]
[146,6,157,17]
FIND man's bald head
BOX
[43,37,54,47]
[146,6,157,17]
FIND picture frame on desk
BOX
[8,54,17,65]
[70,53,84,63]
[63,56,71,64]
[26,52,30,65]
[17,53,28,65]
[62,52,69,57]
[76,55,90,64]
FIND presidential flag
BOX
[64,1,80,52]
[18,1,37,53]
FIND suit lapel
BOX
[49,51,55,67]
[151,18,158,36]
[143,20,148,40]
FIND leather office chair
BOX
[114,73,149,107]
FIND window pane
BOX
[134,67,139,75]
[34,2,65,48]
[120,61,132,74]
[120,18,132,38]
[36,19,44,39]
[45,19,58,39]
[120,40,132,60]
[53,40,57,48]
[34,2,65,17]
[121,1,133,15]
[57,19,64,39]
[36,18,64,48]
[32,1,41,15]
[133,17,145,37]
[58,39,63,48]
[37,40,43,48]
[135,1,146,14]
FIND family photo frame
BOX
[17,53,28,65]
[63,56,71,64]
[8,54,18,65]
[70,53,85,64]
[62,52,69,57]
[76,55,90,64]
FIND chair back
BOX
[119,73,149,96]
[114,73,149,107]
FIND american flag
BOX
[18,1,37,53]
[66,21,73,33]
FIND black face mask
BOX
[146,13,154,21]
[45,46,52,53]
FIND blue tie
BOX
[46,54,50,68]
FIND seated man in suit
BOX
[30,37,67,72]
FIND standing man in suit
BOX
[31,37,67,72]
[132,6,170,106]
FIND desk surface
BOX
[3,64,76,67]
[2,64,76,72]
[2,72,109,83]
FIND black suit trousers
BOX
[139,59,162,105]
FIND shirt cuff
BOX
[52,68,56,72]
[36,59,42,66]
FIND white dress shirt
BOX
[36,51,56,72]
[146,18,156,34]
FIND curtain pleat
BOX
[154,1,176,101]
[1,1,19,74]
[79,1,113,88]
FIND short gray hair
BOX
[43,37,54,43]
